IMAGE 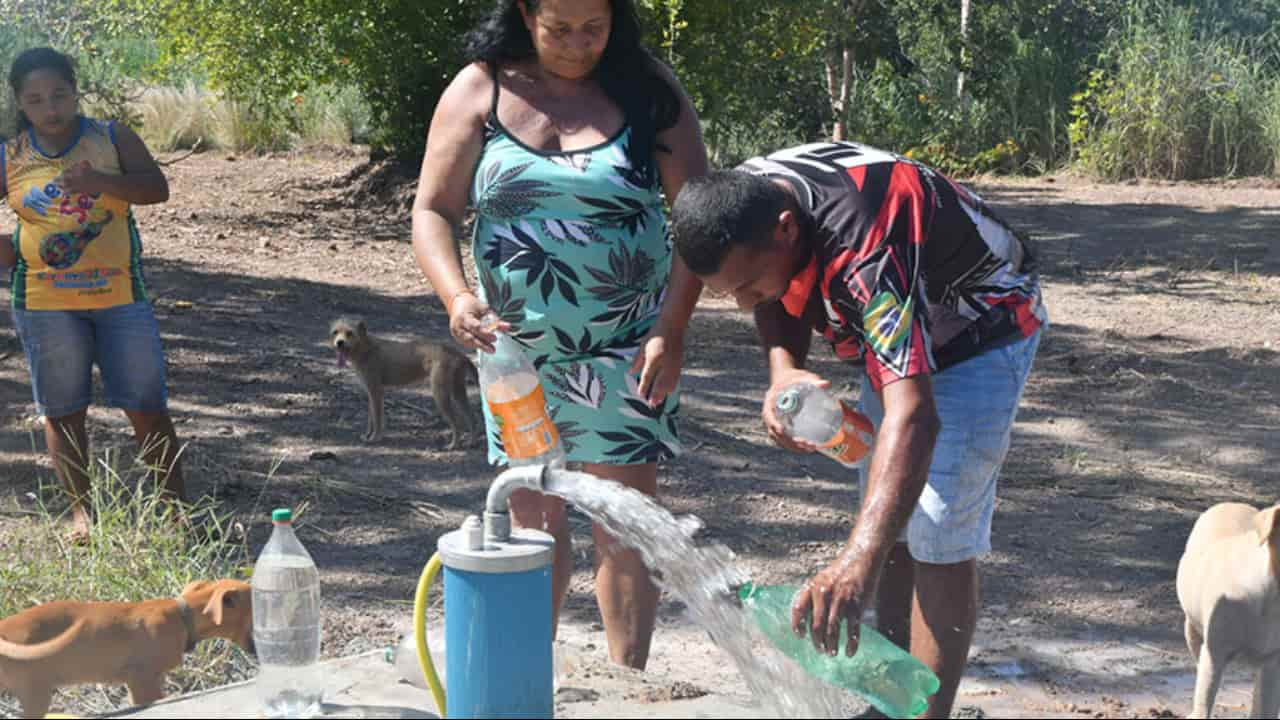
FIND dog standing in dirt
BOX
[0,579,254,719]
[329,316,479,448]
[1176,502,1280,718]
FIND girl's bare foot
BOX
[68,507,92,545]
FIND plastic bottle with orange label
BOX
[478,314,566,468]
[773,382,875,467]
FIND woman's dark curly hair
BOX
[463,0,681,188]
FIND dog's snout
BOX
[335,338,346,348]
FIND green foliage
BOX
[1069,0,1276,179]
[0,0,149,136]
[98,0,477,157]
[3,0,1277,176]
[638,0,830,165]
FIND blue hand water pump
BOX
[414,465,556,719]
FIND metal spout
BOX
[484,464,550,544]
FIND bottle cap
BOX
[774,387,801,413]
[271,508,293,523]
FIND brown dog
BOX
[1176,502,1280,718]
[329,316,479,448]
[0,579,254,718]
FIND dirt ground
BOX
[1,148,1277,718]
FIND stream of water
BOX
[544,469,860,718]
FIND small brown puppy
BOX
[0,579,254,719]
[329,316,478,448]
[1176,502,1280,718]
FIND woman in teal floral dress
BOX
[411,0,707,670]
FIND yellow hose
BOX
[414,551,447,717]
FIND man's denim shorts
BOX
[12,301,169,418]
[859,329,1043,565]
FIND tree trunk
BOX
[827,44,852,142]
[956,0,972,103]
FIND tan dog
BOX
[1176,502,1280,718]
[329,316,478,448]
[0,579,254,719]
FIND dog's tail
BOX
[0,621,83,661]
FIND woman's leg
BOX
[509,488,572,634]
[583,461,660,670]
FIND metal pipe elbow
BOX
[484,464,550,543]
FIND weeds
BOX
[115,83,372,154]
[0,445,256,717]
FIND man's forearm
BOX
[755,301,812,379]
[845,379,941,573]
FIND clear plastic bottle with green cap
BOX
[738,582,939,718]
[252,508,323,718]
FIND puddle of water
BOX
[987,661,1029,679]
[545,470,859,718]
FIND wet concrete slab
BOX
[105,621,1259,719]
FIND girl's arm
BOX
[62,123,169,205]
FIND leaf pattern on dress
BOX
[617,370,676,422]
[474,126,681,466]
[547,404,588,455]
[575,194,651,237]
[479,271,546,349]
[596,425,674,464]
[542,218,605,247]
[548,152,592,173]
[477,161,559,220]
[586,244,660,326]
[547,362,606,409]
[605,138,648,192]
[483,221,581,306]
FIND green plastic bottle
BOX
[738,582,940,718]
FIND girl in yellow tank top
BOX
[2,75,158,310]
[1,47,184,541]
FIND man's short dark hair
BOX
[670,170,789,275]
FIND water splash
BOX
[545,470,859,718]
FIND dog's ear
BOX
[1255,505,1280,545]
[357,320,367,337]
[202,584,235,626]
[181,580,209,595]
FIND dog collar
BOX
[175,596,198,653]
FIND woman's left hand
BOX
[630,325,685,408]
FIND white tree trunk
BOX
[957,0,972,102]
[828,45,852,141]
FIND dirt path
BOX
[1,150,1277,718]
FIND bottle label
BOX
[818,402,875,467]
[488,384,560,460]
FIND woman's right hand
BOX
[762,367,830,453]
[448,291,509,354]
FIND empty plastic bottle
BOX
[478,312,566,468]
[773,382,875,468]
[385,629,445,689]
[738,582,939,718]
[252,508,323,718]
